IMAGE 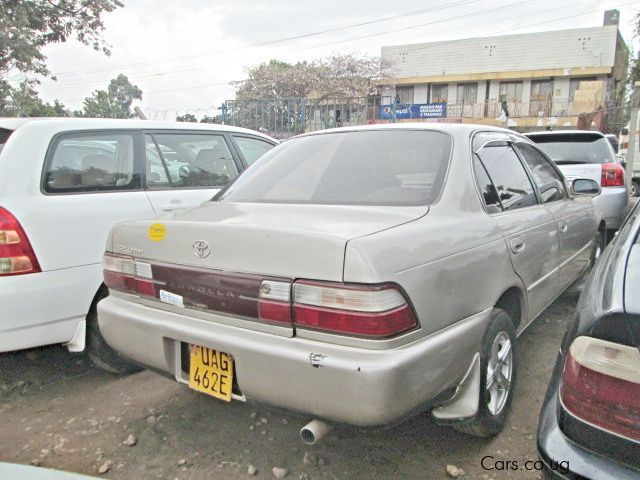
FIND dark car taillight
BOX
[601,162,625,187]
[560,336,640,441]
[0,207,41,276]
[292,281,417,338]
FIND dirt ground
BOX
[0,290,582,480]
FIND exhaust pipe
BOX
[300,419,333,445]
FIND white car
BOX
[0,118,276,371]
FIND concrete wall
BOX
[382,25,619,79]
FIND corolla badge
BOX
[192,240,211,258]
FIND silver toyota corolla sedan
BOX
[97,124,603,438]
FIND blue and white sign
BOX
[380,103,447,120]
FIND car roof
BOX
[525,130,606,138]
[292,122,521,139]
[0,117,276,141]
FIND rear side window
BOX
[473,156,501,213]
[145,133,238,189]
[221,130,452,206]
[233,136,274,165]
[476,146,538,211]
[515,143,566,203]
[0,128,12,153]
[44,132,139,193]
[528,134,615,164]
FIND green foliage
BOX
[78,74,142,118]
[0,80,69,117]
[176,113,197,122]
[200,114,221,124]
[0,0,123,80]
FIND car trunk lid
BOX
[110,201,427,282]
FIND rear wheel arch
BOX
[85,283,142,374]
[494,287,524,330]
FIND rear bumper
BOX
[97,295,490,426]
[593,186,627,230]
[0,264,100,352]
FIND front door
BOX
[475,143,561,324]
[515,142,594,288]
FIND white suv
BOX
[0,118,275,371]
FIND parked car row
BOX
[1,119,637,471]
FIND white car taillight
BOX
[0,207,41,276]
[560,336,640,441]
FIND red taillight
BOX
[0,207,40,276]
[291,281,418,338]
[103,253,157,297]
[560,336,640,441]
[601,162,625,187]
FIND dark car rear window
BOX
[527,133,614,165]
[219,130,452,206]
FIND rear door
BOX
[143,131,242,214]
[515,142,594,289]
[475,140,561,324]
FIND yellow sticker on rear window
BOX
[148,223,166,242]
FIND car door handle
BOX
[558,220,568,233]
[510,238,525,254]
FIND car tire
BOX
[631,181,639,198]
[87,289,143,375]
[453,308,516,438]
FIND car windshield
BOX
[528,134,614,164]
[219,130,452,206]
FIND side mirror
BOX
[572,178,601,196]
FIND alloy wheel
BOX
[486,331,513,416]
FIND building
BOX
[379,10,629,132]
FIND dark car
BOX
[537,200,640,479]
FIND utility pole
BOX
[627,82,640,192]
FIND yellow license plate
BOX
[188,345,234,402]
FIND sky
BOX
[26,0,640,120]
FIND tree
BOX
[0,0,123,81]
[78,74,142,118]
[230,54,392,132]
[200,114,221,124]
[176,113,197,122]
[0,80,69,117]
[233,54,391,102]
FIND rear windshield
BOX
[219,130,452,206]
[528,134,614,164]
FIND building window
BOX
[499,81,523,102]
[569,77,598,99]
[457,83,478,118]
[431,84,448,103]
[395,86,414,105]
[457,83,478,103]
[530,80,553,116]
